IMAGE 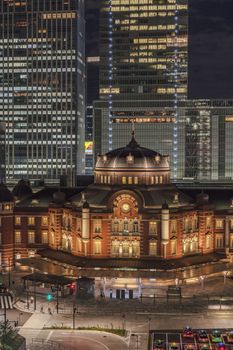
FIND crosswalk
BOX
[0,293,13,310]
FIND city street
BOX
[151,329,233,350]
[28,329,129,350]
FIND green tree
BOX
[0,320,17,350]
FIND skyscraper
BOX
[0,122,5,181]
[0,0,85,184]
[94,0,188,180]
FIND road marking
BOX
[70,335,110,350]
[46,330,53,341]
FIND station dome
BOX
[0,182,14,202]
[94,132,170,186]
[12,179,32,199]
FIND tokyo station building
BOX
[1,133,233,269]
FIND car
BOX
[226,331,233,343]
[153,339,166,350]
[197,330,209,343]
[210,331,223,343]
[198,343,210,350]
[183,327,195,338]
[184,344,195,350]
[169,342,180,350]
[216,343,226,350]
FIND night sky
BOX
[86,0,233,100]
[189,0,233,99]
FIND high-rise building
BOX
[184,99,233,181]
[0,122,5,181]
[0,0,85,184]
[94,0,188,180]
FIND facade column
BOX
[225,216,230,256]
[161,203,169,258]
[82,201,90,256]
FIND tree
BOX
[0,320,17,350]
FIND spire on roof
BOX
[127,121,140,148]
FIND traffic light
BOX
[46,293,53,301]
[69,283,75,295]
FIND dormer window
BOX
[155,155,160,164]
[173,193,179,203]
[127,153,134,165]
[102,155,108,163]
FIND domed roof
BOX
[0,182,14,202]
[12,179,32,199]
[95,132,169,170]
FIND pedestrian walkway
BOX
[19,313,52,344]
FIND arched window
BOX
[132,241,140,257]
[133,220,139,233]
[113,220,119,233]
[123,220,129,233]
[77,237,82,252]
[111,240,119,256]
[61,234,67,250]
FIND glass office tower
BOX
[0,122,5,181]
[94,0,188,179]
[0,0,85,184]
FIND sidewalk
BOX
[19,313,52,344]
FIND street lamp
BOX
[8,258,11,287]
[148,317,151,332]
[223,271,228,285]
[200,275,205,289]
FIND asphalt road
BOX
[28,329,129,350]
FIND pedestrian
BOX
[40,305,44,313]
[48,307,52,315]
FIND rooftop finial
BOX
[126,120,139,148]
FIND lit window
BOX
[42,216,48,225]
[28,217,35,225]
[216,219,224,229]
[93,219,102,234]
[171,220,177,234]
[42,231,48,244]
[134,177,138,184]
[28,231,35,244]
[128,177,133,184]
[206,234,211,249]
[77,237,82,252]
[206,217,211,229]
[122,176,127,185]
[93,239,102,254]
[215,235,223,248]
[15,231,21,243]
[149,241,157,256]
[149,221,157,235]
[171,240,177,255]
[15,216,21,225]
